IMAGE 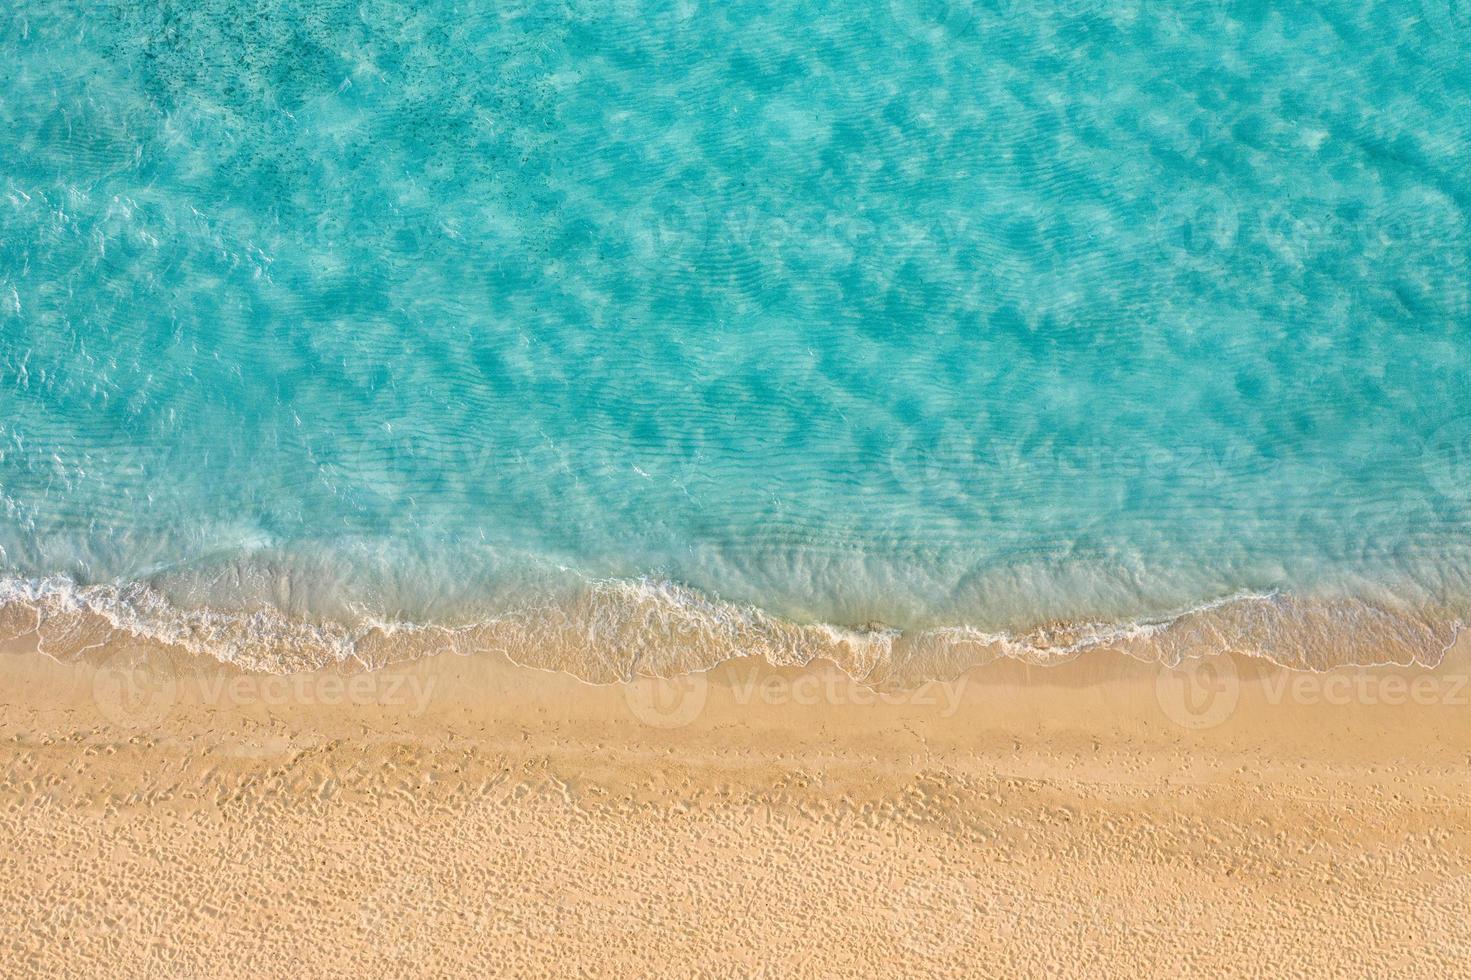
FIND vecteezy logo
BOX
[91,645,179,730]
[884,872,999,962]
[1421,0,1471,40]
[885,419,979,508]
[886,0,986,46]
[1422,415,1471,503]
[1152,188,1240,270]
[1154,654,1239,730]
[628,177,715,277]
[621,672,709,729]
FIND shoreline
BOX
[4,634,1471,975]
[3,572,1464,682]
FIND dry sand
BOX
[2,634,1471,978]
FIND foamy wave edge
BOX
[0,574,1463,685]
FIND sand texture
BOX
[3,638,1471,978]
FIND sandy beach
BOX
[1,636,1469,978]
[5,0,1468,975]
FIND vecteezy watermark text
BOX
[1154,655,1471,730]
[1260,669,1471,707]
[90,647,436,730]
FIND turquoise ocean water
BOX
[1,0,1469,679]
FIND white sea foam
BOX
[1,573,1461,685]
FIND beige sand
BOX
[3,635,1471,978]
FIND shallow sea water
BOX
[1,0,1469,677]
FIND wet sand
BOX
[3,636,1470,977]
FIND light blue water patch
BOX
[1,0,1469,672]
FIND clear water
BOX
[2,0,1469,678]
